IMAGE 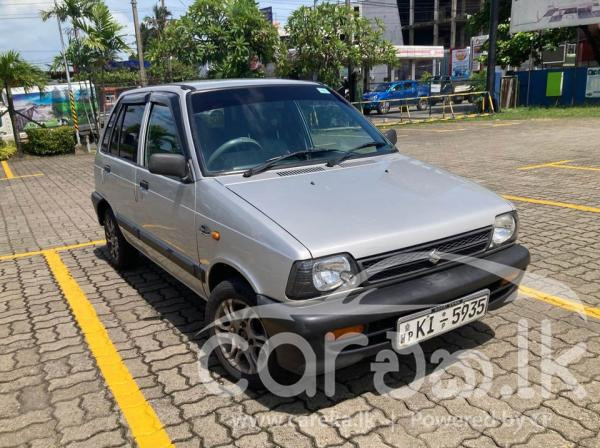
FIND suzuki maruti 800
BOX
[92,79,530,385]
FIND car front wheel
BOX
[207,278,283,388]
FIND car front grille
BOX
[357,227,493,285]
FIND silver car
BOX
[92,79,530,385]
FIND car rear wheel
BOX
[377,101,390,115]
[207,278,283,388]
[103,208,136,269]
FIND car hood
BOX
[218,154,513,259]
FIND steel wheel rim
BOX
[214,298,267,375]
[105,217,120,261]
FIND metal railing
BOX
[352,91,495,126]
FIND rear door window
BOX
[100,109,119,153]
[108,107,124,156]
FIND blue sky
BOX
[0,0,315,67]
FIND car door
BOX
[98,97,146,227]
[135,92,199,280]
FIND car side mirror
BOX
[148,153,189,180]
[383,129,397,145]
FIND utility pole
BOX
[345,0,355,102]
[131,0,148,86]
[486,0,499,111]
[55,0,81,147]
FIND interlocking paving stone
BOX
[1,119,600,447]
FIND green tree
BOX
[467,0,575,68]
[141,5,179,83]
[153,0,279,79]
[0,51,48,155]
[353,16,397,91]
[280,4,395,89]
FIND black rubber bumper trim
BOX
[91,192,104,224]
[257,244,530,373]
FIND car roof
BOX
[120,78,322,97]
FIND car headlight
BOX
[490,212,518,248]
[286,254,359,300]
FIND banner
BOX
[470,35,488,72]
[511,0,600,33]
[586,67,600,98]
[451,47,471,80]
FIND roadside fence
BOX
[352,91,496,127]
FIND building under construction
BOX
[397,0,485,48]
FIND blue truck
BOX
[361,80,431,114]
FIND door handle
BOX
[199,225,211,235]
[103,164,111,173]
[139,180,149,190]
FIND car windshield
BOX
[190,85,393,174]
[371,83,389,92]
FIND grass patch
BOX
[494,106,600,120]
[0,142,16,161]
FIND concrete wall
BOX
[357,0,403,83]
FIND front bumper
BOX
[257,244,530,374]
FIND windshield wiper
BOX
[243,148,341,178]
[325,141,388,167]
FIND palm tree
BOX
[141,4,172,49]
[0,51,47,155]
[40,0,98,39]
[75,2,130,112]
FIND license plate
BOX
[396,290,489,349]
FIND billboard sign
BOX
[395,45,445,59]
[470,35,488,71]
[3,83,95,132]
[511,0,600,33]
[586,67,600,98]
[451,47,471,80]
[260,6,273,23]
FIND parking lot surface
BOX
[1,118,599,448]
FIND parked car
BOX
[92,79,530,386]
[362,80,431,114]
[429,76,474,105]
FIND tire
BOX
[207,278,285,388]
[363,108,371,115]
[103,208,136,269]
[377,101,390,115]
[417,98,428,111]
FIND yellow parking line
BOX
[44,250,174,448]
[0,239,105,261]
[520,286,600,320]
[517,160,572,171]
[1,160,14,179]
[0,173,45,181]
[550,164,600,173]
[503,194,600,214]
